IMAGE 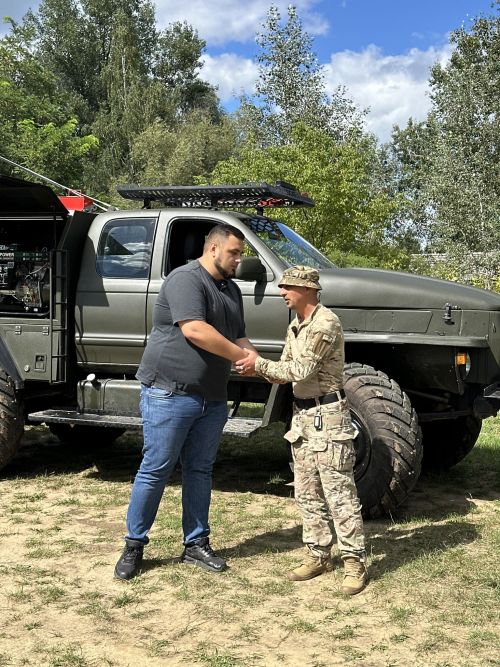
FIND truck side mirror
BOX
[236,256,266,282]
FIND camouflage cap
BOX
[278,265,321,290]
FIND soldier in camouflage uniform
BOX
[236,265,367,595]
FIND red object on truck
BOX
[58,194,94,212]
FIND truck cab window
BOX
[166,220,214,274]
[96,218,156,278]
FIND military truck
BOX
[1,174,499,517]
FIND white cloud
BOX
[203,42,454,143]
[0,0,328,40]
[1,0,454,144]
[155,0,328,45]
[324,43,453,142]
[201,53,259,100]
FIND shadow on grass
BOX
[138,526,304,572]
[4,426,490,579]
[2,425,295,497]
[365,519,478,580]
[2,428,144,482]
[137,520,479,577]
[3,424,498,508]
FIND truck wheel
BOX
[0,370,25,470]
[48,424,125,446]
[343,363,422,518]
[420,415,481,471]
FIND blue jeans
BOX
[126,385,228,546]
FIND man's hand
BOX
[235,349,259,376]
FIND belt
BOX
[294,389,346,410]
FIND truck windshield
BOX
[246,217,335,269]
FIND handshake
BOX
[235,348,259,376]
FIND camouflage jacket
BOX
[255,303,354,443]
[255,303,345,398]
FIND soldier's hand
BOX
[235,349,259,375]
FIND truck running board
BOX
[28,409,262,438]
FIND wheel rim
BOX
[350,409,371,481]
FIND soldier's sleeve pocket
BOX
[311,331,334,358]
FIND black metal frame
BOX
[116,181,315,210]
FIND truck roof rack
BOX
[116,181,315,210]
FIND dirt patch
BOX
[0,425,498,667]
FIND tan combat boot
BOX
[287,549,333,581]
[341,556,368,595]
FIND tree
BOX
[210,123,402,260]
[390,117,439,248]
[11,0,223,196]
[25,0,157,124]
[102,110,237,207]
[238,5,364,146]
[429,6,500,286]
[390,3,500,287]
[153,22,220,120]
[0,21,98,187]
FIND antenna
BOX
[0,155,112,211]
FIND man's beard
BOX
[214,259,234,279]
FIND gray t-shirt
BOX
[136,260,246,400]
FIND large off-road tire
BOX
[343,363,422,518]
[0,370,25,470]
[48,423,125,446]
[421,415,482,471]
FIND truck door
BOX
[145,213,289,360]
[75,214,157,373]
[234,275,289,361]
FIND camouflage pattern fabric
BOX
[255,303,365,557]
[256,303,347,401]
[291,436,365,556]
[278,265,322,290]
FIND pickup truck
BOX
[1,174,499,517]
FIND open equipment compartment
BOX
[0,174,68,316]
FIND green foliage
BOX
[390,116,440,242]
[102,111,237,208]
[154,21,220,120]
[28,0,158,122]
[132,112,236,185]
[1,0,224,198]
[410,254,500,292]
[210,123,403,259]
[14,118,98,187]
[238,5,364,146]
[327,248,418,271]
[0,21,98,187]
[390,3,500,286]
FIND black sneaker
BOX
[114,540,144,580]
[181,538,227,573]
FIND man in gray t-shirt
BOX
[137,258,246,401]
[115,224,255,580]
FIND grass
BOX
[46,644,90,667]
[0,415,498,666]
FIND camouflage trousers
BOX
[291,437,365,558]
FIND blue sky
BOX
[1,0,496,141]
